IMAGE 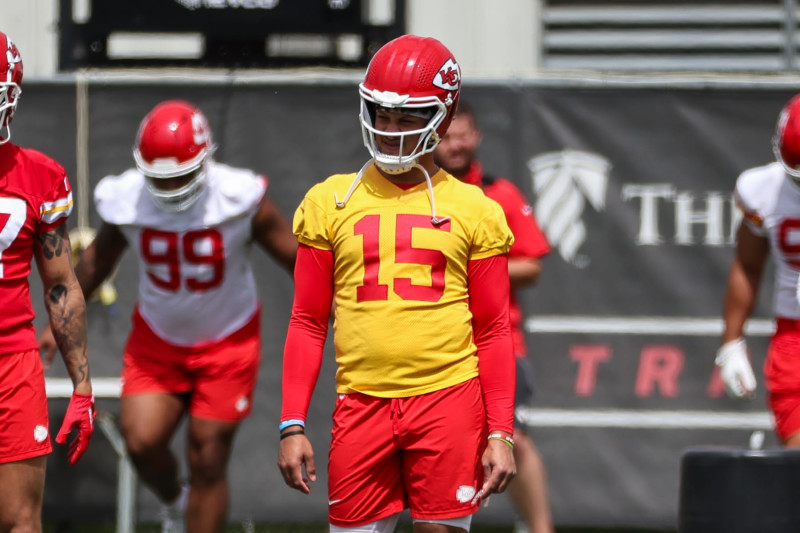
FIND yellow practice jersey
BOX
[293,164,513,397]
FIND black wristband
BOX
[280,429,305,440]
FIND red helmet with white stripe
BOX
[133,100,215,212]
[0,32,23,145]
[359,34,461,174]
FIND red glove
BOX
[55,392,96,465]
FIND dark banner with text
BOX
[16,78,792,529]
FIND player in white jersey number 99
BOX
[39,100,297,533]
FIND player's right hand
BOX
[37,324,58,369]
[277,432,316,494]
[715,338,757,400]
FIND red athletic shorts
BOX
[0,349,52,462]
[121,308,261,422]
[765,318,800,442]
[327,378,487,527]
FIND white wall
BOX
[407,0,540,79]
[0,0,541,78]
[2,0,59,77]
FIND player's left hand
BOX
[715,338,756,400]
[477,434,516,502]
[55,392,96,465]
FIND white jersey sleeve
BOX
[95,168,148,226]
[95,162,267,346]
[735,161,800,319]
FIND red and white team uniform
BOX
[735,161,800,439]
[95,161,266,421]
[0,141,73,461]
[283,164,515,525]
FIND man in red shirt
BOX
[436,101,554,533]
[0,31,95,533]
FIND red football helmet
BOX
[774,94,800,181]
[133,100,215,212]
[359,34,461,174]
[0,32,23,145]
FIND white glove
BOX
[715,338,757,400]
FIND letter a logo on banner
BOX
[527,150,610,267]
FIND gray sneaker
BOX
[160,484,188,533]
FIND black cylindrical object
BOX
[679,446,800,533]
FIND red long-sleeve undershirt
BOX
[280,243,515,434]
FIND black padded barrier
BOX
[679,446,800,533]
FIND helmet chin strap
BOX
[414,162,449,226]
[335,159,449,226]
[334,160,372,208]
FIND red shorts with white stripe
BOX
[765,318,800,442]
[327,378,486,527]
[0,349,52,462]
[121,308,261,422]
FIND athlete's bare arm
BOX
[508,257,542,289]
[72,222,129,295]
[38,222,128,367]
[251,194,297,273]
[721,223,770,344]
[34,224,91,393]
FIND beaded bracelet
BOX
[487,432,515,449]
[280,430,305,440]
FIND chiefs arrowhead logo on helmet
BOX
[433,58,460,92]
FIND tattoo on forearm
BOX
[47,278,90,385]
[36,225,68,260]
[50,316,90,385]
[49,284,67,304]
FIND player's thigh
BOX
[402,378,486,521]
[0,456,46,526]
[0,350,51,463]
[121,311,194,397]
[189,320,260,422]
[120,393,186,451]
[765,327,800,442]
[328,394,404,527]
[770,391,800,445]
[186,416,240,478]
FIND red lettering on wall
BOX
[570,345,612,396]
[635,345,684,398]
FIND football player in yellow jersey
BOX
[278,35,517,533]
